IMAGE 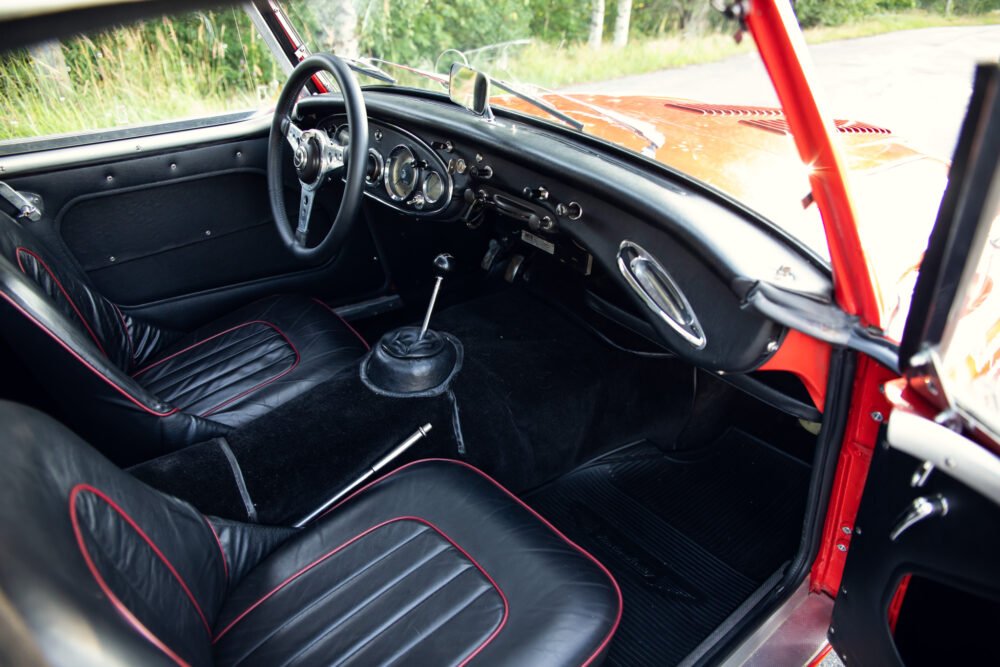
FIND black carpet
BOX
[525,430,811,667]
[190,287,696,524]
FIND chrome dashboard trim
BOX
[617,239,707,350]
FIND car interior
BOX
[0,39,848,667]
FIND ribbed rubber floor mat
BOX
[525,429,810,667]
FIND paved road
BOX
[564,25,1000,161]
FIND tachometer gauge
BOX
[385,145,418,201]
[422,171,445,204]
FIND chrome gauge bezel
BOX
[365,148,384,186]
[384,144,419,202]
[422,171,445,204]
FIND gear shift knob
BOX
[433,253,455,277]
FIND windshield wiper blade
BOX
[341,57,397,85]
[489,78,584,131]
[348,55,584,133]
[366,58,449,87]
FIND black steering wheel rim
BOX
[268,53,369,260]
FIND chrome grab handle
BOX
[890,494,948,541]
[617,240,706,349]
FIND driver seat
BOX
[0,212,369,465]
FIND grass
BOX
[804,9,1000,42]
[0,10,282,141]
[1,10,997,141]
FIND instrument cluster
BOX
[317,115,453,216]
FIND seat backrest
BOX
[0,401,228,667]
[0,213,228,463]
[0,212,163,372]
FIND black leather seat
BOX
[0,212,368,464]
[0,402,621,666]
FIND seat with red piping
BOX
[0,401,621,666]
[0,212,368,464]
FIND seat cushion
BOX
[132,295,368,429]
[212,459,622,667]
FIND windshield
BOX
[282,0,829,256]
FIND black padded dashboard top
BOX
[302,91,832,372]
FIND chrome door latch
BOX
[0,181,43,222]
[890,494,949,541]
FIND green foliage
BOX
[0,8,284,140]
[795,0,880,27]
[796,0,999,26]
[288,0,534,69]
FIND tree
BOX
[311,0,359,59]
[588,0,605,49]
[613,0,633,47]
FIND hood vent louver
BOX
[739,118,891,136]
[666,102,891,135]
[665,102,783,117]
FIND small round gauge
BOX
[385,145,419,201]
[422,171,445,204]
[333,124,350,146]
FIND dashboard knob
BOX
[523,186,549,201]
[471,164,493,179]
[407,193,426,209]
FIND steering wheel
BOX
[268,54,369,260]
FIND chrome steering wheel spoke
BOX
[320,133,345,173]
[285,117,303,151]
[295,185,315,246]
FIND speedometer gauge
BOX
[385,145,418,201]
[422,171,445,204]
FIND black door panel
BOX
[5,130,388,328]
[59,168,293,303]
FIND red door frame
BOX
[745,0,881,327]
[745,0,893,597]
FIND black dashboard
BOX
[297,91,834,378]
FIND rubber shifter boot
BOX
[362,326,460,394]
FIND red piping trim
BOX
[112,302,136,363]
[319,458,623,667]
[310,297,371,351]
[69,484,208,667]
[70,484,212,636]
[211,515,509,659]
[0,291,178,416]
[204,516,229,584]
[15,247,108,357]
[131,320,300,418]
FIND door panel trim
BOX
[888,409,1000,507]
[0,115,271,177]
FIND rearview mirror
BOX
[449,63,493,120]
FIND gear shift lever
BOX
[362,253,461,394]
[418,253,454,340]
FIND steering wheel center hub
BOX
[293,132,324,185]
